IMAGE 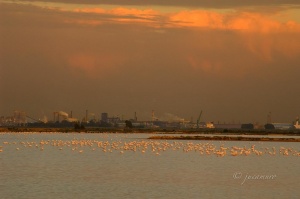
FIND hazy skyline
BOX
[1,0,300,123]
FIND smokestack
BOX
[134,112,137,122]
[267,112,272,123]
[70,111,73,118]
[152,110,154,121]
[86,110,88,122]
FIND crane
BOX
[196,110,203,129]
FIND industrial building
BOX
[1,110,299,132]
[213,123,242,129]
[265,123,295,130]
[0,111,27,126]
[100,113,121,124]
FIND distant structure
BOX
[213,123,241,129]
[265,123,294,130]
[294,117,300,129]
[85,110,88,123]
[265,111,274,129]
[101,112,120,124]
[1,108,299,131]
[101,113,108,123]
[151,110,159,121]
[14,111,27,125]
[0,111,27,126]
[264,123,275,129]
[53,111,68,123]
[196,111,203,129]
[52,111,78,123]
[152,110,155,121]
[134,112,137,122]
[205,122,215,129]
[241,123,254,130]
[271,123,294,130]
[267,112,272,123]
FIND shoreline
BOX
[0,127,300,136]
[148,135,300,142]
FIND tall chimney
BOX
[86,110,88,122]
[134,112,137,122]
[152,110,154,121]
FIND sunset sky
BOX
[1,0,300,123]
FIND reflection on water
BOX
[1,133,300,199]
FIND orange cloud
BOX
[226,12,300,33]
[47,5,300,75]
[67,53,125,77]
[74,8,106,14]
[169,10,300,65]
[72,7,160,27]
[169,10,224,29]
[64,19,104,26]
[109,7,157,17]
[67,7,300,34]
[75,7,158,17]
[168,10,300,33]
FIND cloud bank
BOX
[11,0,300,8]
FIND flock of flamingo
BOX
[1,133,300,157]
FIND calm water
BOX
[1,132,300,199]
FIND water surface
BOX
[1,133,299,199]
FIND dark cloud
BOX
[12,0,300,8]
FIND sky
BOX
[1,0,300,124]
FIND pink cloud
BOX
[67,53,125,77]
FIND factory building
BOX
[265,123,294,130]
[101,113,108,123]
[213,123,242,129]
[101,113,120,124]
[0,111,27,126]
